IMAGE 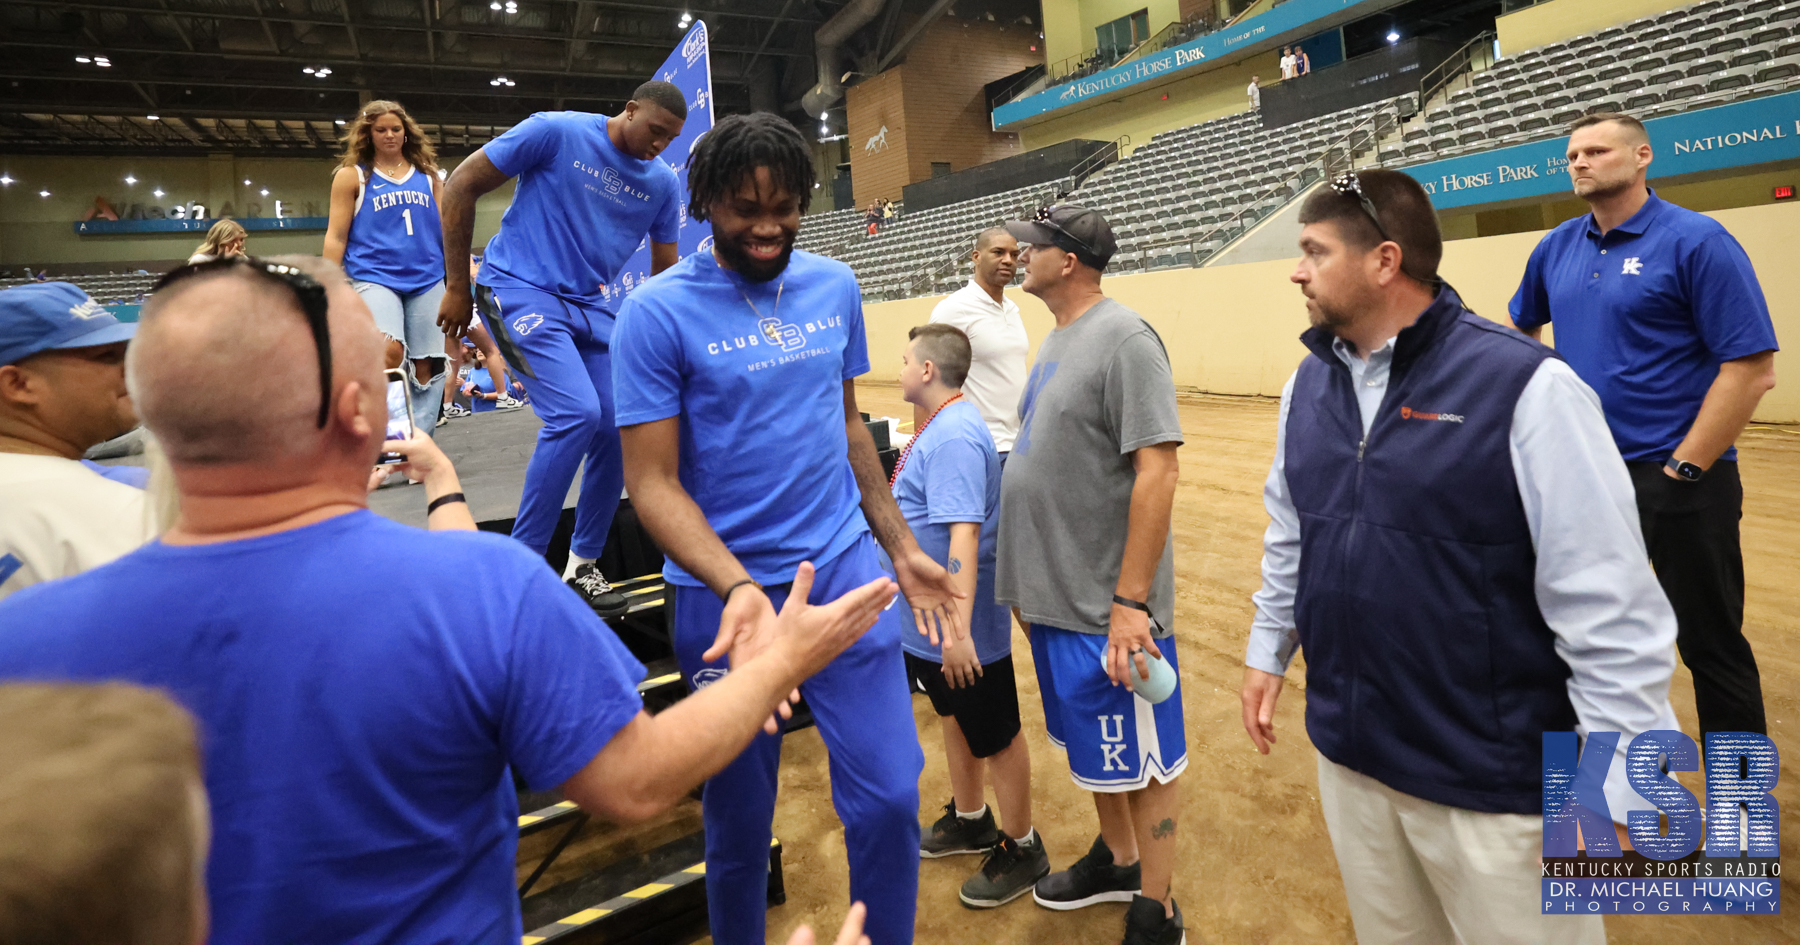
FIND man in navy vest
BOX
[1511,113,1779,740]
[1239,170,1679,945]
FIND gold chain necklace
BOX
[736,275,787,343]
[890,393,963,487]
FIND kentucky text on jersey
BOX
[369,189,433,211]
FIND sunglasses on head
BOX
[1029,204,1104,262]
[1330,173,1395,245]
[153,256,333,429]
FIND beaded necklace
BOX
[889,392,963,487]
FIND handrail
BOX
[1132,102,1402,267]
[1419,30,1497,113]
[1069,134,1131,187]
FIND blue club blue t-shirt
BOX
[889,400,1009,665]
[1509,192,1779,462]
[0,510,645,945]
[611,249,871,587]
[477,111,682,321]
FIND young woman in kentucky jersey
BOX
[324,100,447,436]
[434,80,688,618]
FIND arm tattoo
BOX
[948,557,963,575]
[1151,818,1176,840]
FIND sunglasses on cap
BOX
[153,256,334,429]
[1029,205,1106,264]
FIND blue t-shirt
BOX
[78,458,150,488]
[466,365,501,412]
[890,400,1009,664]
[477,111,682,321]
[343,164,447,295]
[0,511,645,945]
[612,249,870,587]
[1509,192,1779,462]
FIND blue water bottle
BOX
[1130,647,1179,704]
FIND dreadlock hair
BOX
[632,80,689,121]
[687,112,815,221]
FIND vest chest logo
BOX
[1622,257,1644,276]
[1400,405,1464,423]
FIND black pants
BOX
[1628,460,1766,736]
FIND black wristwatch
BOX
[1665,457,1705,481]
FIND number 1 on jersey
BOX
[402,207,414,236]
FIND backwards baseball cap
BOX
[1004,204,1119,271]
[0,282,137,367]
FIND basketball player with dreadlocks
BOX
[436,80,689,616]
[611,112,965,945]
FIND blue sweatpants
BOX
[475,284,622,559]
[673,534,922,945]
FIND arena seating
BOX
[0,272,157,304]
[831,184,1051,301]
[796,205,883,258]
[1394,0,1800,164]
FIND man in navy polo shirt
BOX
[1511,112,1779,737]
[1243,170,1679,945]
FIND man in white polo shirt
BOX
[930,227,1029,460]
[0,283,151,601]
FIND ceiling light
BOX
[75,56,91,64]
[124,174,137,184]
[490,75,515,87]
[39,190,51,197]
[152,188,165,198]
[95,59,112,67]
[490,1,501,7]
[820,111,828,120]
[503,0,517,11]
[820,123,829,134]
[146,114,158,121]
[1386,30,1400,42]
[260,188,270,196]
[0,174,13,186]
[243,179,252,185]
[335,119,346,125]
[303,67,315,74]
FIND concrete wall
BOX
[1496,0,1684,56]
[1017,54,1270,153]
[1041,0,1184,66]
[843,18,1040,208]
[863,200,1799,422]
[0,153,513,269]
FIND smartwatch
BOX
[1664,457,1704,482]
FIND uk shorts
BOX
[1029,624,1187,793]
[904,652,1022,758]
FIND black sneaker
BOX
[960,832,1051,908]
[920,801,1000,858]
[1121,894,1185,945]
[1032,835,1141,911]
[567,563,630,618]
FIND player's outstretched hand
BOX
[891,547,966,648]
[784,902,870,945]
[1240,666,1285,755]
[437,284,474,336]
[774,562,896,679]
[705,580,786,733]
[1105,598,1161,690]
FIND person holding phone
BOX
[324,99,448,439]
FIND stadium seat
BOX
[1585,99,1624,115]
[1596,64,1633,82]
[1747,26,1791,46]
[1632,55,1670,74]
[1403,142,1432,158]
[1711,37,1750,57]
[1611,75,1649,95]
[1710,66,1758,92]
[1652,36,1689,54]
[1550,107,1585,125]
[1517,115,1552,134]
[1669,46,1707,64]
[1778,38,1800,57]
[1686,57,1729,77]
[1457,129,1486,146]
[1663,79,1705,100]
[1733,47,1777,67]
[1623,90,1666,111]
[1756,55,1800,81]
[1647,68,1685,86]
[1575,85,1612,102]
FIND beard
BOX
[712,223,795,283]
[1573,172,1633,200]
[1304,289,1360,335]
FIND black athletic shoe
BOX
[1121,895,1185,945]
[960,832,1051,908]
[567,563,630,618]
[1032,835,1142,911]
[920,801,1000,858]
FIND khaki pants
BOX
[1315,754,1606,945]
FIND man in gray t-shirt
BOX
[996,205,1186,945]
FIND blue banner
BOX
[1401,90,1800,210]
[74,216,327,236]
[600,20,714,311]
[993,0,1385,128]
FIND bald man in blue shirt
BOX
[1510,112,1779,738]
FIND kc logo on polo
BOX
[1622,257,1644,276]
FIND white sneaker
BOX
[442,403,472,420]
[496,394,526,411]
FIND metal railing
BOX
[1129,102,1403,271]
[1116,13,1221,68]
[1419,30,1498,113]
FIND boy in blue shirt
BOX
[436,81,688,617]
[891,323,1047,909]
[613,112,963,945]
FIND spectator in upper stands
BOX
[1280,47,1297,80]
[1296,47,1312,76]
[0,682,208,945]
[1247,75,1261,111]
[0,282,152,602]
[0,255,899,944]
[930,227,1027,461]
[866,201,883,236]
[1511,112,1780,739]
[185,218,246,265]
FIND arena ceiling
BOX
[0,0,862,156]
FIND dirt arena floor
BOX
[698,382,1798,945]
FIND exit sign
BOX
[1776,185,1795,200]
